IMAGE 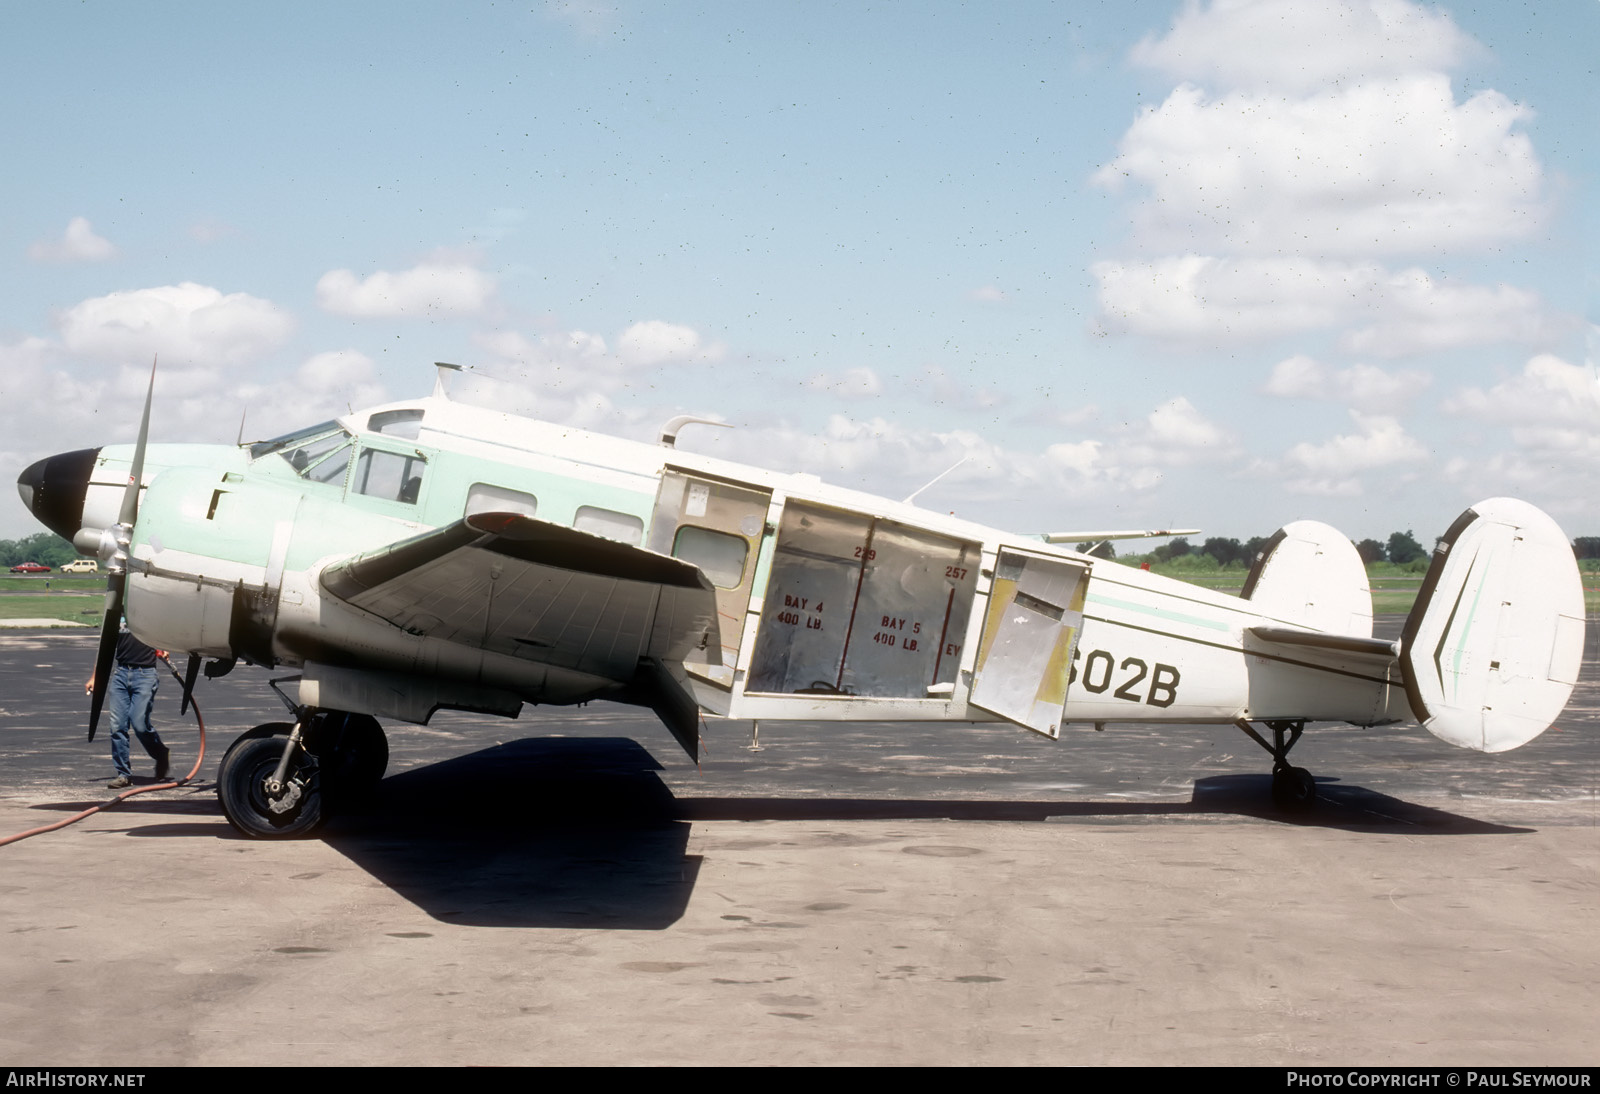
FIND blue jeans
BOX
[109,664,164,777]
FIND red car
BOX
[9,562,51,574]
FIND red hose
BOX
[0,655,208,847]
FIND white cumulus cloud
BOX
[316,260,496,318]
[616,320,706,367]
[27,217,118,263]
[1443,354,1600,429]
[1339,272,1554,357]
[457,318,721,427]
[1090,0,1560,365]
[57,283,293,367]
[1130,0,1481,93]
[1094,256,1555,354]
[1271,410,1429,495]
[1264,355,1431,412]
[1095,77,1543,257]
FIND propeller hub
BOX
[98,524,132,573]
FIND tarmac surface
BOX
[1,617,1596,1066]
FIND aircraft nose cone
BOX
[16,448,99,541]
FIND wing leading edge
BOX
[318,511,719,756]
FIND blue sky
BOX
[2,0,1594,544]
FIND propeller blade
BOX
[180,653,200,716]
[87,573,125,741]
[117,357,157,528]
[89,356,157,740]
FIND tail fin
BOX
[1242,520,1373,636]
[1400,498,1585,752]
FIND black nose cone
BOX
[17,447,99,541]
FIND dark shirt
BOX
[115,631,159,669]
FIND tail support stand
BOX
[1233,718,1316,810]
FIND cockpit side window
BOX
[286,431,353,480]
[353,448,427,504]
[301,441,354,485]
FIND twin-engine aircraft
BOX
[15,364,1586,837]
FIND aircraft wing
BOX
[318,510,720,686]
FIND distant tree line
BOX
[1129,529,1597,568]
[0,533,78,568]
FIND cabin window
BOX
[465,483,538,520]
[671,526,748,589]
[573,505,643,546]
[353,449,427,504]
[368,409,425,439]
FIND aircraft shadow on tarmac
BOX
[284,738,1539,930]
[34,736,1529,930]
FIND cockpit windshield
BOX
[249,422,356,484]
[248,420,341,461]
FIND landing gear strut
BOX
[216,707,389,839]
[1234,719,1317,811]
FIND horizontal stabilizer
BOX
[1248,625,1397,660]
[1400,498,1585,753]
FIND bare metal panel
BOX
[747,501,979,698]
[747,505,867,694]
[838,521,979,698]
[650,471,773,684]
[970,550,1089,736]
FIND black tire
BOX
[217,733,325,839]
[1271,764,1317,811]
[311,712,388,802]
[234,721,295,743]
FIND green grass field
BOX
[0,594,100,623]
[0,575,102,592]
[0,573,105,624]
[1138,562,1600,614]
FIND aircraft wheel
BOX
[234,721,295,743]
[217,733,325,839]
[1270,764,1317,811]
[313,712,388,802]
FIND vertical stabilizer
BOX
[1400,498,1585,752]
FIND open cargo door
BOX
[969,549,1090,738]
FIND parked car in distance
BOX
[9,562,51,574]
[60,559,99,574]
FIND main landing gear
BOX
[1233,719,1317,811]
[217,708,388,839]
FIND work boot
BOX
[154,747,171,781]
[107,775,131,789]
